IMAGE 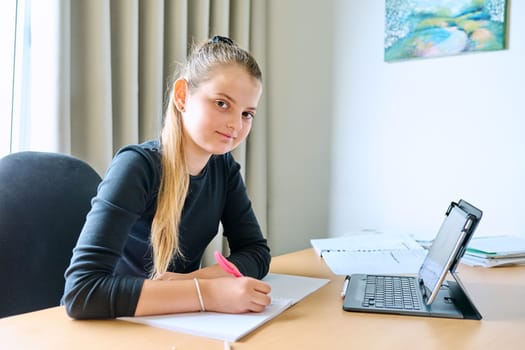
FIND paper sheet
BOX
[120,273,329,342]
[121,298,293,342]
[321,249,427,275]
[311,233,427,275]
[310,233,423,256]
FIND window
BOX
[1,0,58,158]
[0,0,18,157]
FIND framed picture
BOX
[385,0,508,61]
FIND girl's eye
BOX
[242,112,255,120]
[216,100,229,109]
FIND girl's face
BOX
[176,64,262,165]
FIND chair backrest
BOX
[0,151,101,318]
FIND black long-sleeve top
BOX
[63,140,271,319]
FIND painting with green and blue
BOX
[384,0,508,61]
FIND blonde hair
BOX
[150,36,262,278]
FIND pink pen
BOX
[214,251,243,277]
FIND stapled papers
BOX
[311,233,427,275]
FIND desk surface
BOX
[1,248,524,350]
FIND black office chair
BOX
[0,151,101,318]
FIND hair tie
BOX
[210,35,235,46]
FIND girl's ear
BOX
[173,78,188,112]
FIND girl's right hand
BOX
[200,276,271,313]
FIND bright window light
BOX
[0,1,17,158]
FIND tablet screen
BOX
[418,205,473,305]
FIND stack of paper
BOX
[310,233,427,276]
[461,235,525,267]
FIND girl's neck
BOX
[184,146,211,176]
[181,132,211,176]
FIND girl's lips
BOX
[217,131,236,139]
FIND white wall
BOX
[265,0,524,256]
[266,0,335,255]
[330,1,525,240]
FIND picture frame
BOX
[385,0,508,61]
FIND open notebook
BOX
[119,273,329,341]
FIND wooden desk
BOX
[1,249,524,350]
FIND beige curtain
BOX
[55,0,268,262]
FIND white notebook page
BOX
[119,273,329,341]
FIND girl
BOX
[63,36,272,319]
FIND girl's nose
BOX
[227,113,242,131]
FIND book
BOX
[119,273,329,341]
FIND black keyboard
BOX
[362,275,422,310]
